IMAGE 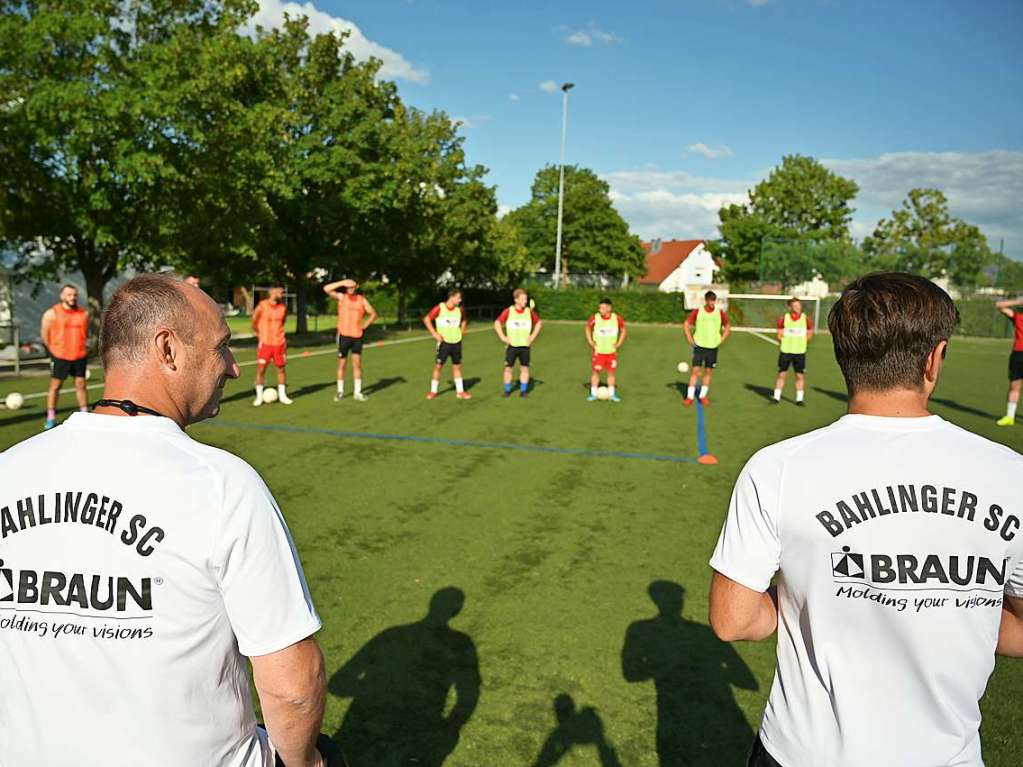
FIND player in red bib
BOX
[995,298,1023,426]
[252,286,292,406]
[585,298,627,402]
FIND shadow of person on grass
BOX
[812,386,848,403]
[743,383,776,402]
[329,587,481,767]
[530,693,623,767]
[438,376,481,395]
[622,581,757,767]
[361,376,406,396]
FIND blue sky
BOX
[250,0,1023,259]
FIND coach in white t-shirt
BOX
[0,274,327,767]
[710,272,1023,767]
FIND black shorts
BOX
[1010,350,1023,381]
[436,341,463,365]
[778,352,807,373]
[51,356,87,380]
[505,346,531,367]
[337,335,364,358]
[746,734,783,767]
[692,345,718,369]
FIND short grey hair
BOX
[100,274,196,368]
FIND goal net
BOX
[725,294,822,335]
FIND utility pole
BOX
[554,82,574,289]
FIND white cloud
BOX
[497,204,513,219]
[539,80,559,93]
[247,0,429,83]
[824,150,1023,253]
[687,142,735,160]
[564,23,619,47]
[509,93,520,102]
[451,115,491,130]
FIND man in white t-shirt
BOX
[709,272,1023,767]
[0,274,328,767]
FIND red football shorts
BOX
[591,352,618,372]
[257,343,287,368]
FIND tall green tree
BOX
[507,166,645,280]
[862,188,992,286]
[711,155,859,285]
[0,0,258,311]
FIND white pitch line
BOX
[747,331,780,347]
[12,328,489,402]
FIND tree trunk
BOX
[295,278,308,335]
[81,257,109,354]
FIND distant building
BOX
[639,239,718,292]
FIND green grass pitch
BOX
[1,324,1022,766]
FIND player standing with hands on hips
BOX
[324,278,377,402]
[994,297,1023,426]
[709,273,1023,767]
[494,288,542,398]
[683,290,729,406]
[252,286,293,406]
[424,289,471,400]
[585,298,626,402]
[771,297,813,406]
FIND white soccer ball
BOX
[85,368,92,380]
[261,388,279,404]
[4,392,24,410]
[677,362,690,374]
[596,386,610,401]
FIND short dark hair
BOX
[101,274,196,368]
[61,284,78,293]
[513,288,526,300]
[787,296,800,306]
[599,297,612,306]
[828,272,959,394]
[448,288,462,299]
[705,290,716,300]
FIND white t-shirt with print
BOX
[711,414,1023,767]
[0,413,321,767]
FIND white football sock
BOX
[796,389,805,403]
[1009,402,1018,419]
[256,384,264,398]
[277,384,287,396]
[699,386,709,399]
[354,379,362,396]
[337,380,345,394]
[591,385,599,397]
[608,386,616,397]
[455,378,464,393]
[431,379,439,394]
[773,388,781,401]
[687,385,696,399]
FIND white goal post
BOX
[724,293,823,335]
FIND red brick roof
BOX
[639,239,704,285]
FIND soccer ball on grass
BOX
[4,392,24,410]
[596,386,611,401]
[677,362,690,374]
[261,388,279,404]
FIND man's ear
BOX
[924,340,947,385]
[154,328,178,371]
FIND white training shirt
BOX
[0,413,321,767]
[711,414,1023,767]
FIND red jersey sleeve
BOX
[587,315,596,330]
[686,309,699,324]
[426,305,441,320]
[530,309,540,323]
[806,314,813,331]
[497,308,510,323]
[777,316,785,330]
[720,309,730,326]
[617,315,625,329]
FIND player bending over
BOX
[324,279,377,402]
[995,297,1023,426]
[252,286,293,406]
[494,289,542,398]
[772,297,813,406]
[40,284,89,430]
[683,290,729,406]
[585,298,626,402]
[424,289,471,400]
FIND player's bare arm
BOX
[995,299,1023,319]
[584,324,595,350]
[997,596,1023,657]
[493,319,510,345]
[615,325,627,350]
[720,317,731,344]
[423,312,443,342]
[709,571,778,642]
[683,320,695,346]
[322,278,355,299]
[251,637,327,767]
[39,307,54,349]
[251,304,262,336]
[528,318,543,345]
[361,298,378,330]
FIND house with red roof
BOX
[639,239,718,292]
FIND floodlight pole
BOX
[554,82,574,289]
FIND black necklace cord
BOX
[91,399,166,418]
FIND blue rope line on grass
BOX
[203,420,698,464]
[695,399,710,457]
